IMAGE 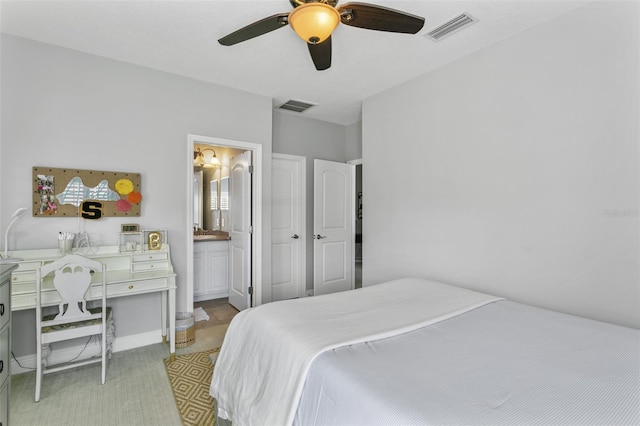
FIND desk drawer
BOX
[103,278,169,296]
[131,261,169,273]
[0,284,11,328]
[11,271,36,284]
[12,279,57,295]
[11,260,41,285]
[12,282,35,295]
[133,253,168,262]
[0,281,9,330]
[0,326,9,389]
[13,261,42,273]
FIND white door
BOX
[228,151,252,310]
[271,154,306,301]
[313,159,355,296]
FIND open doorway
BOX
[186,134,263,312]
[348,159,362,289]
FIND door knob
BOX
[315,234,327,239]
[291,234,299,239]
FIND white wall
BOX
[1,34,273,355]
[362,1,639,328]
[272,110,352,290]
[345,121,362,161]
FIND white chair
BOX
[35,254,112,402]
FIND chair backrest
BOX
[37,254,106,322]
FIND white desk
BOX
[8,245,177,361]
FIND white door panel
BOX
[228,151,252,310]
[314,159,354,296]
[322,241,346,282]
[271,154,306,301]
[321,172,348,229]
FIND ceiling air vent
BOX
[425,13,477,42]
[277,99,317,113]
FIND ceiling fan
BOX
[218,0,425,71]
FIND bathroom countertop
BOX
[193,233,229,242]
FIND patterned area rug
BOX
[164,348,220,426]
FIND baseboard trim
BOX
[194,290,228,302]
[111,329,162,353]
[11,329,164,375]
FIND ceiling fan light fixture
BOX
[288,2,340,44]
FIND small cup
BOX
[58,239,74,255]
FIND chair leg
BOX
[101,330,107,385]
[35,344,42,402]
[101,351,106,384]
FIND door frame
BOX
[271,153,307,300]
[186,134,263,310]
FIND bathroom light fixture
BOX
[194,147,220,168]
[0,207,27,263]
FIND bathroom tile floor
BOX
[194,297,239,329]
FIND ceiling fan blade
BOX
[307,36,332,71]
[218,13,289,46]
[337,2,424,34]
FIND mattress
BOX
[294,299,640,425]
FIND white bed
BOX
[209,278,640,426]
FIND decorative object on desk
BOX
[33,167,142,217]
[144,229,167,251]
[121,223,140,233]
[119,232,143,252]
[57,232,75,255]
[148,232,162,250]
[74,231,98,256]
[0,207,27,264]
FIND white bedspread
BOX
[295,300,640,425]
[209,277,501,426]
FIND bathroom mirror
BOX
[193,166,219,231]
[193,170,203,229]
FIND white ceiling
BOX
[1,0,588,125]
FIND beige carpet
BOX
[164,348,220,426]
[10,343,182,426]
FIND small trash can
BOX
[175,312,195,348]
